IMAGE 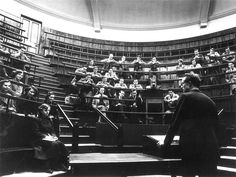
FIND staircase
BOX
[30,54,97,153]
[218,129,236,176]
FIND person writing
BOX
[162,73,219,176]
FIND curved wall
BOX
[1,0,236,42]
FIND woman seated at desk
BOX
[32,103,69,172]
[17,85,39,116]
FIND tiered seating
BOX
[42,28,236,123]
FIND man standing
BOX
[163,73,219,176]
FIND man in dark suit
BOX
[163,73,219,176]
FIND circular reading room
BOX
[0,0,236,176]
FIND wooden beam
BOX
[88,0,101,32]
[199,0,212,28]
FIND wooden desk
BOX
[145,97,164,124]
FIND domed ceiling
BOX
[16,0,236,31]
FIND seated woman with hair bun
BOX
[32,103,69,172]
[44,91,60,137]
[17,85,39,116]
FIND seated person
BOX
[10,69,24,97]
[31,103,69,172]
[96,76,113,88]
[117,56,129,79]
[176,59,186,70]
[146,74,159,89]
[222,47,235,63]
[129,79,143,90]
[17,85,39,116]
[225,62,236,95]
[189,59,202,69]
[11,47,31,70]
[193,49,205,66]
[114,78,127,89]
[91,66,102,78]
[131,55,146,79]
[164,90,179,112]
[92,87,110,122]
[104,68,119,85]
[71,67,87,86]
[0,79,16,112]
[75,66,87,75]
[0,39,10,77]
[113,90,127,123]
[77,75,94,107]
[127,90,144,123]
[175,59,186,87]
[205,48,221,64]
[147,57,161,71]
[0,39,10,56]
[101,53,117,71]
[86,59,95,73]
[44,91,60,137]
[78,74,95,85]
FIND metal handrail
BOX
[92,106,119,132]
[57,104,73,129]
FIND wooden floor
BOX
[70,153,180,164]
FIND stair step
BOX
[65,143,100,153]
[220,146,236,156]
[219,156,236,168]
[217,166,236,175]
[60,125,96,135]
[60,134,94,144]
[39,85,64,92]
[230,138,236,146]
